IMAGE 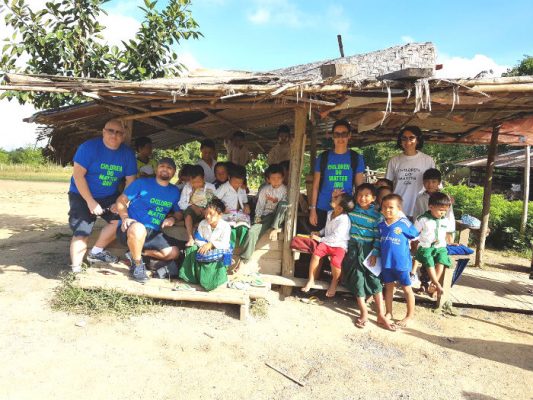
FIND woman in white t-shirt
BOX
[385,126,435,218]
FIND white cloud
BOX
[401,35,415,44]
[249,8,271,24]
[179,51,202,71]
[99,12,140,46]
[327,5,350,34]
[247,0,308,28]
[436,53,510,79]
[0,99,42,150]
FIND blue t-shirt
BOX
[314,150,365,211]
[69,137,137,198]
[122,178,181,231]
[378,217,419,271]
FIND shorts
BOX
[416,246,452,268]
[116,224,179,251]
[313,242,346,269]
[68,192,119,237]
[183,206,204,225]
[382,269,412,287]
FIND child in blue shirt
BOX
[378,194,419,328]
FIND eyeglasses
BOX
[401,136,417,142]
[333,130,350,138]
[104,127,125,136]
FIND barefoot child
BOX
[178,165,216,246]
[299,193,353,297]
[178,199,232,291]
[342,184,395,330]
[414,192,454,297]
[379,194,419,327]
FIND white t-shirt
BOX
[215,181,248,211]
[319,211,351,250]
[385,151,435,217]
[196,159,217,184]
[195,219,231,250]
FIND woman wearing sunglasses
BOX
[385,126,435,219]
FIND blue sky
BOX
[120,0,532,71]
[2,0,533,149]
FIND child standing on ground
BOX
[179,199,232,291]
[414,192,454,296]
[379,194,419,327]
[299,193,354,297]
[178,165,216,246]
[240,164,287,262]
[342,184,395,330]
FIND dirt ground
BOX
[0,180,532,400]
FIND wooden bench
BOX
[76,263,272,321]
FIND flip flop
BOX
[377,321,397,332]
[300,296,324,305]
[173,283,196,292]
[354,319,367,329]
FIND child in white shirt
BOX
[297,193,354,297]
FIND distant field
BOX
[0,163,72,182]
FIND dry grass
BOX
[0,163,72,182]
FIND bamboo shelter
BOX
[3,42,533,281]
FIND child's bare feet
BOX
[325,280,338,297]
[397,317,411,328]
[377,316,397,331]
[185,237,195,247]
[385,312,393,321]
[301,280,314,292]
[354,317,367,329]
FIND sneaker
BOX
[132,263,149,283]
[87,250,118,264]
[71,265,82,274]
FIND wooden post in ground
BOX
[475,124,501,267]
[520,145,530,236]
[281,107,307,296]
[310,123,317,169]
[123,120,133,146]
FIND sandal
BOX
[300,296,324,305]
[173,283,196,292]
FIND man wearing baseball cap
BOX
[115,157,183,282]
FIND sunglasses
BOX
[104,127,125,136]
[401,136,417,142]
[333,131,350,138]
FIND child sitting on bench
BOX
[296,193,354,297]
[179,199,232,291]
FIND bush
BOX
[7,146,45,165]
[443,184,533,250]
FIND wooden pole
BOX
[475,124,500,267]
[310,124,317,168]
[281,107,307,296]
[520,145,530,236]
[337,34,345,58]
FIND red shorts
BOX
[313,242,346,269]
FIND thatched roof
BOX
[3,42,533,163]
[456,149,533,169]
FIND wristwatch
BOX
[308,205,316,210]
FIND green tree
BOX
[502,55,533,77]
[0,148,9,163]
[1,0,201,109]
[8,146,45,164]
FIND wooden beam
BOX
[520,145,530,236]
[475,124,500,267]
[281,107,307,296]
[118,106,200,121]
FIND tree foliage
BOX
[502,55,533,77]
[0,0,201,109]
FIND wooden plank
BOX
[520,145,530,235]
[260,274,350,293]
[377,68,434,81]
[476,124,500,267]
[280,107,307,296]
